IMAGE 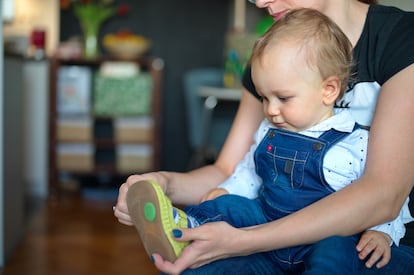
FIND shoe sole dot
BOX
[144,202,156,222]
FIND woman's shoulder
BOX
[355,4,414,85]
[369,4,413,16]
[366,4,414,31]
[367,4,414,32]
[366,5,414,33]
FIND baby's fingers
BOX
[374,247,391,269]
[357,240,375,260]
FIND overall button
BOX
[268,131,275,138]
[313,142,323,151]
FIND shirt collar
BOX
[302,109,356,134]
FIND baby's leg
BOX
[185,194,267,228]
[303,235,360,274]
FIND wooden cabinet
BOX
[48,56,164,196]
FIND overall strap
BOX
[317,123,363,149]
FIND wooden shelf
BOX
[48,55,164,197]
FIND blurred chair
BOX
[183,68,238,169]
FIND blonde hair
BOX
[251,8,353,99]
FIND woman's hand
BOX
[152,222,247,274]
[113,172,169,225]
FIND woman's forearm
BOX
[241,178,396,254]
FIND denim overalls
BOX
[255,127,350,220]
[253,128,361,268]
[185,127,361,273]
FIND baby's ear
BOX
[322,75,341,105]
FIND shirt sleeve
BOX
[218,151,262,199]
[323,128,369,191]
[218,119,269,198]
[379,11,414,84]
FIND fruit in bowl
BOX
[103,30,150,59]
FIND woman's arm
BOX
[153,64,414,274]
[114,88,264,223]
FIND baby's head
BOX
[251,8,353,100]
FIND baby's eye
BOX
[278,96,291,102]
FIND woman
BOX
[115,0,414,274]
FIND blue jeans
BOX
[184,195,360,274]
[180,237,361,275]
[183,195,414,274]
[359,244,414,274]
[181,243,414,275]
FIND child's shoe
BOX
[126,179,189,262]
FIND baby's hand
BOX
[356,230,392,269]
[200,188,229,203]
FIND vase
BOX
[74,4,114,59]
[81,23,99,59]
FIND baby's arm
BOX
[356,230,392,269]
[212,119,270,200]
[200,143,260,202]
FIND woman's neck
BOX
[325,1,370,47]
